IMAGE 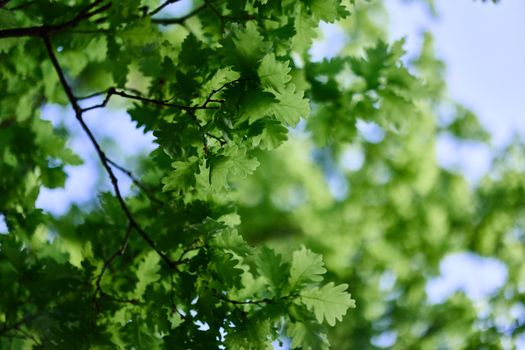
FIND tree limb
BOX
[0,0,110,39]
[148,0,182,17]
[106,157,164,206]
[43,34,176,269]
[151,3,207,25]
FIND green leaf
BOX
[300,282,356,326]
[258,54,292,93]
[255,119,289,150]
[239,89,277,125]
[212,251,245,289]
[134,251,161,298]
[288,321,329,350]
[307,0,350,23]
[271,85,310,126]
[40,165,67,189]
[256,246,289,293]
[212,228,252,257]
[209,146,260,190]
[224,319,273,350]
[121,319,162,349]
[162,157,200,193]
[292,12,318,52]
[289,246,326,289]
[0,9,19,28]
[223,21,271,72]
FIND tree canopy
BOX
[0,0,522,349]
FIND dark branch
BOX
[206,132,226,147]
[0,314,40,338]
[81,87,217,113]
[106,157,164,205]
[93,224,135,309]
[80,86,223,154]
[215,294,274,305]
[151,3,207,25]
[0,0,110,39]
[149,0,182,17]
[43,35,176,269]
[175,238,203,265]
[77,89,109,100]
[205,1,257,32]
[80,87,115,112]
[199,78,242,109]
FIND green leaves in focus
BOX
[300,282,356,326]
[290,246,327,288]
[258,53,292,92]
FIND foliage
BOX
[0,0,522,349]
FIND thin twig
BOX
[43,35,176,269]
[15,327,41,346]
[81,87,217,112]
[106,157,164,205]
[93,223,133,307]
[151,3,207,25]
[215,294,274,305]
[199,78,243,109]
[77,89,109,100]
[81,86,221,154]
[149,0,181,17]
[175,238,203,265]
[0,314,40,338]
[205,132,226,147]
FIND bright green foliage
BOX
[258,54,292,92]
[289,246,327,288]
[300,282,355,326]
[288,321,330,350]
[0,0,521,349]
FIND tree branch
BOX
[106,157,164,205]
[199,78,242,109]
[93,223,133,309]
[148,0,182,17]
[0,314,40,338]
[151,3,207,25]
[0,0,110,39]
[81,87,217,113]
[214,294,274,305]
[43,34,176,269]
[81,86,225,155]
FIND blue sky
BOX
[388,0,525,146]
